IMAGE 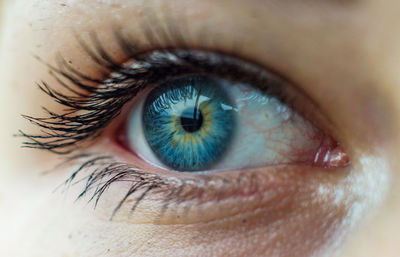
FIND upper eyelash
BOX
[18,32,150,154]
[18,30,291,154]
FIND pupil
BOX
[180,107,203,133]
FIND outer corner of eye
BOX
[311,134,350,169]
[106,50,350,173]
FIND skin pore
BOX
[1,0,400,256]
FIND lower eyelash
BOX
[61,153,264,220]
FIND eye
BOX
[113,50,349,172]
[20,39,351,224]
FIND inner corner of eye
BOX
[110,70,349,172]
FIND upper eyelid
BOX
[19,28,306,155]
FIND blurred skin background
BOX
[1,0,400,256]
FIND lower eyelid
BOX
[65,150,350,224]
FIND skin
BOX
[0,0,400,256]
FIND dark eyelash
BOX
[62,153,260,220]
[18,32,147,154]
[18,29,290,154]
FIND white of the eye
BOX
[212,81,321,170]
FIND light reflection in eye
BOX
[121,74,336,172]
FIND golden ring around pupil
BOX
[170,105,213,146]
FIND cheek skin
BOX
[50,141,385,257]
[10,153,388,257]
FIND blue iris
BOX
[142,76,237,171]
